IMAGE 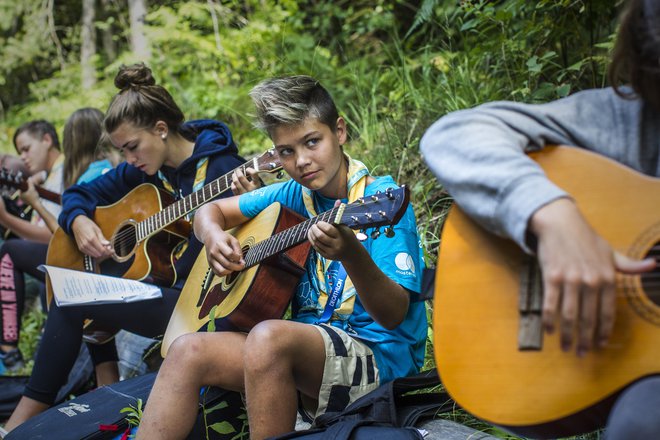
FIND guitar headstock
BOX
[0,168,27,196]
[253,148,283,174]
[337,185,410,231]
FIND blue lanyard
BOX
[317,260,348,324]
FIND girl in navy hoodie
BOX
[4,63,260,431]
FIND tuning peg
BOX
[356,230,368,242]
[371,228,381,240]
[276,171,285,179]
[384,226,395,238]
[385,188,395,200]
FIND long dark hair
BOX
[62,108,104,188]
[609,0,660,111]
[104,63,185,136]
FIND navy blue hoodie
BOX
[59,119,246,288]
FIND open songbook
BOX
[40,265,162,307]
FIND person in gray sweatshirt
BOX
[420,0,658,438]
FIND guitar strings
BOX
[109,156,282,249]
[109,163,250,248]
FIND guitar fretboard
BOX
[135,159,260,241]
[243,207,340,268]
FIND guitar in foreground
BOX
[162,185,410,355]
[434,146,660,438]
[0,167,61,205]
[45,149,282,304]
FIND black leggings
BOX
[24,286,180,404]
[0,239,48,346]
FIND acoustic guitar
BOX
[0,167,62,204]
[433,146,660,438]
[45,149,283,304]
[162,185,410,356]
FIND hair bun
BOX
[114,63,156,90]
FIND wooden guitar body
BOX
[46,149,283,304]
[434,146,660,438]
[46,183,190,304]
[163,202,311,355]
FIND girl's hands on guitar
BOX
[203,228,245,276]
[530,198,656,356]
[71,215,113,259]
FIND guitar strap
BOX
[158,157,208,207]
[158,157,209,260]
[302,155,369,323]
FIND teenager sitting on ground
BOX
[0,120,64,373]
[133,75,428,440]
[0,109,120,375]
[3,63,261,432]
[420,0,657,438]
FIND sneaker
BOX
[0,347,24,374]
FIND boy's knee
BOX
[244,321,289,369]
[246,321,284,349]
[168,334,207,367]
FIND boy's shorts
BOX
[301,324,381,422]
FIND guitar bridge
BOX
[196,268,215,308]
[83,255,95,273]
[518,256,543,351]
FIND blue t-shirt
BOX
[76,159,113,185]
[239,176,427,383]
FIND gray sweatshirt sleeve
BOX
[420,87,648,253]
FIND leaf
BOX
[555,84,571,97]
[209,421,237,435]
[405,0,440,38]
[207,305,218,332]
[567,60,584,71]
[204,400,229,414]
[526,55,542,73]
[460,18,479,32]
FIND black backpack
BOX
[0,342,94,423]
[5,372,246,440]
[269,369,453,440]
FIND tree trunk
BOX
[100,0,117,61]
[128,0,150,61]
[81,0,97,89]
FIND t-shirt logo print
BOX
[394,252,415,276]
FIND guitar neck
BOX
[242,186,409,267]
[0,167,62,205]
[243,207,342,268]
[37,186,62,205]
[138,158,265,239]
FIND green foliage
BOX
[207,304,218,332]
[201,387,248,440]
[14,292,45,376]
[120,398,144,431]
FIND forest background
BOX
[0,0,620,437]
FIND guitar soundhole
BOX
[113,224,137,258]
[642,241,660,306]
[225,271,238,285]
